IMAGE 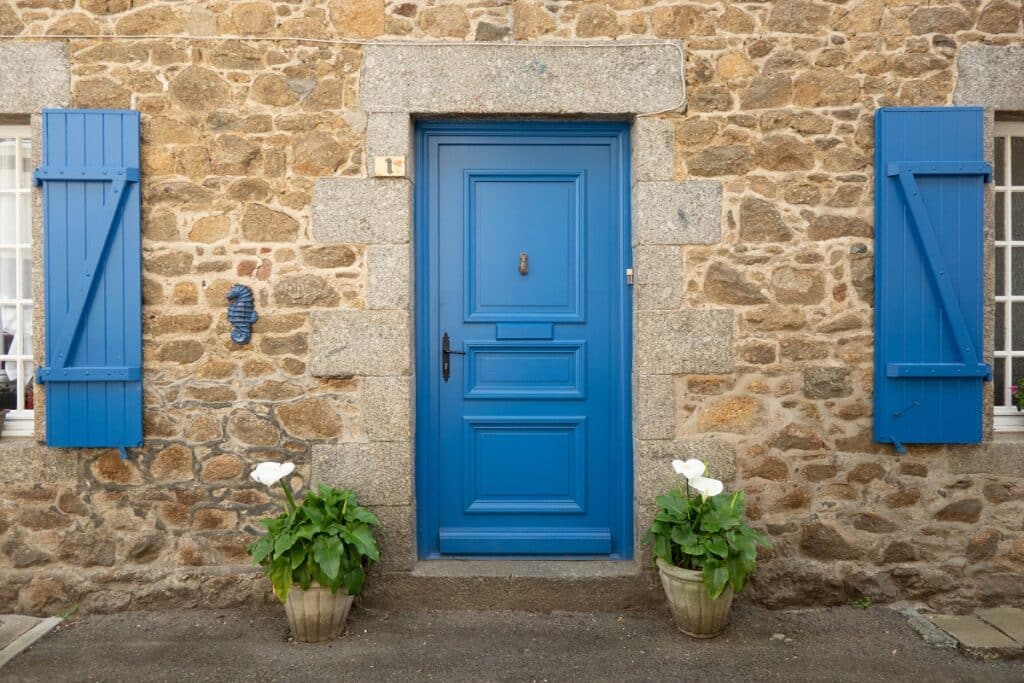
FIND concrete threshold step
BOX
[364,561,663,612]
[412,560,642,579]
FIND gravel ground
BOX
[4,605,1022,682]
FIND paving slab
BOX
[0,615,61,669]
[0,616,39,646]
[977,607,1024,645]
[933,614,1019,651]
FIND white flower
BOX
[672,458,706,482]
[250,461,295,487]
[690,476,724,500]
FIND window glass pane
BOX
[22,303,32,352]
[0,138,15,189]
[22,373,32,411]
[995,248,1003,296]
[0,194,14,245]
[997,191,1006,241]
[19,192,29,245]
[1014,193,1024,242]
[996,302,1006,351]
[995,357,1006,406]
[1013,138,1024,186]
[19,138,30,189]
[1013,302,1024,349]
[1012,248,1024,296]
[995,136,1006,185]
[0,253,15,301]
[21,259,30,298]
[1012,358,1024,402]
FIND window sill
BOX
[0,435,45,460]
[991,431,1024,444]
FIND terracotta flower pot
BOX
[656,558,734,639]
[283,584,353,643]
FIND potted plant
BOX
[645,458,770,639]
[247,461,380,643]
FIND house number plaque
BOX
[373,156,406,177]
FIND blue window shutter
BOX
[35,109,142,451]
[874,107,991,451]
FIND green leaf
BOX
[725,555,749,594]
[303,506,326,530]
[348,524,380,562]
[681,542,706,556]
[342,566,365,595]
[729,532,757,561]
[312,535,343,580]
[269,556,293,603]
[669,526,698,548]
[348,507,379,526]
[706,537,729,559]
[653,533,671,563]
[702,559,730,600]
[290,545,308,570]
[249,536,275,565]
[655,492,688,519]
[273,532,297,558]
[261,516,285,532]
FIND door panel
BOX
[415,121,632,558]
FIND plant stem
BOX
[280,479,297,513]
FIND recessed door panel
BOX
[463,417,586,513]
[466,173,584,322]
[465,342,585,399]
[415,121,632,559]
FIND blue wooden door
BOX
[416,121,632,558]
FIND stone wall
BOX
[0,0,1022,615]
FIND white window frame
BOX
[993,121,1024,432]
[0,124,33,437]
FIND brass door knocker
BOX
[519,251,528,276]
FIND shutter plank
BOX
[36,109,142,449]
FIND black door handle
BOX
[441,331,464,383]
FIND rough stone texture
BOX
[0,0,1021,617]
[312,443,412,506]
[633,181,722,246]
[365,113,412,175]
[633,375,675,440]
[633,246,682,311]
[0,43,70,113]
[632,117,674,183]
[635,310,734,375]
[313,178,410,244]
[955,46,1024,108]
[310,310,410,377]
[636,438,738,510]
[361,376,411,442]
[360,43,684,114]
[367,245,410,310]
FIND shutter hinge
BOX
[625,268,634,285]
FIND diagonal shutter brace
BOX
[33,165,142,386]
[885,162,993,382]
